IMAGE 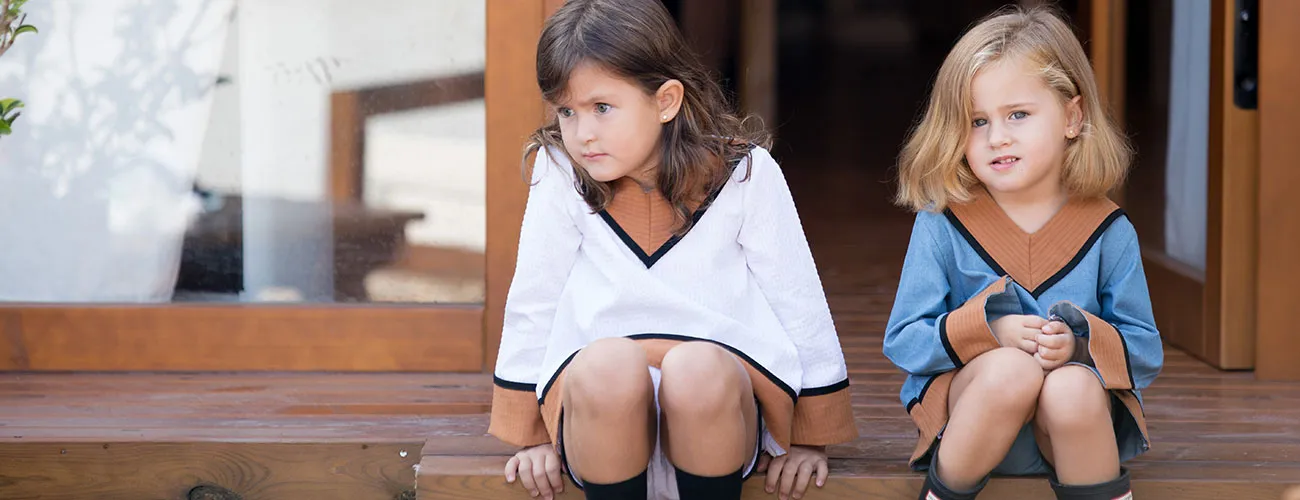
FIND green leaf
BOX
[0,98,22,116]
[13,25,37,36]
[0,121,11,136]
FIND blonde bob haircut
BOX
[895,6,1132,212]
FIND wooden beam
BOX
[1089,0,1127,126]
[0,305,483,371]
[328,73,487,202]
[485,1,550,371]
[740,0,777,129]
[1205,0,1259,369]
[0,442,421,500]
[1255,0,1300,381]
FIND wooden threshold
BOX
[0,305,483,372]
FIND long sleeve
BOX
[488,148,583,447]
[1049,221,1162,391]
[736,148,856,445]
[884,213,1021,376]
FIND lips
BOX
[989,155,1020,171]
[582,152,607,161]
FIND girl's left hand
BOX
[758,445,828,500]
[1035,320,1076,371]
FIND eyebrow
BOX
[997,102,1037,111]
[561,93,614,107]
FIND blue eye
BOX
[557,107,574,118]
[1010,111,1028,120]
[972,118,988,127]
[595,103,611,114]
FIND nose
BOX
[986,120,1011,148]
[574,114,596,143]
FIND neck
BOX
[985,182,1069,234]
[627,171,657,193]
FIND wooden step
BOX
[415,455,1300,499]
[0,372,491,500]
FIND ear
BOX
[1065,95,1083,139]
[655,79,684,123]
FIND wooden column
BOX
[1255,0,1300,380]
[484,0,556,370]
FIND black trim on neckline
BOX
[493,376,536,392]
[942,209,1007,276]
[800,378,850,397]
[597,155,744,268]
[937,314,964,369]
[944,208,1128,299]
[1029,209,1126,297]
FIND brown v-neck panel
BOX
[603,178,692,256]
[947,188,1121,293]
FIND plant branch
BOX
[0,0,14,59]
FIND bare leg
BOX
[1033,365,1119,485]
[562,337,657,484]
[659,342,760,476]
[939,347,1044,490]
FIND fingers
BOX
[505,456,519,483]
[792,460,815,499]
[1016,336,1039,354]
[1021,315,1049,329]
[780,457,799,500]
[756,453,771,473]
[1041,320,1071,335]
[531,456,554,499]
[765,455,786,494]
[517,455,539,497]
[1035,351,1065,371]
[544,451,565,495]
[1037,332,1071,351]
[816,459,829,488]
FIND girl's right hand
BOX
[990,314,1048,354]
[505,444,564,499]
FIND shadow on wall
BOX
[0,0,234,301]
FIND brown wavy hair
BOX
[895,5,1132,212]
[522,0,771,234]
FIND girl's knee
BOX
[659,342,747,417]
[1037,365,1110,432]
[567,338,652,407]
[972,348,1044,405]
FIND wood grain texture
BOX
[417,456,1295,499]
[0,305,483,371]
[0,443,420,500]
[485,0,549,371]
[1255,0,1300,381]
[1205,0,1260,370]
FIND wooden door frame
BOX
[483,0,564,371]
[1254,0,1300,381]
[1094,0,1260,370]
[0,3,540,373]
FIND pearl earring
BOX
[662,114,668,121]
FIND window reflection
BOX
[0,0,486,304]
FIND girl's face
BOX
[553,62,682,186]
[965,56,1082,201]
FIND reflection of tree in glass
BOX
[0,0,230,198]
[1,0,39,136]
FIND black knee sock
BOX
[917,451,987,500]
[582,469,648,500]
[675,467,744,500]
[1050,468,1132,500]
